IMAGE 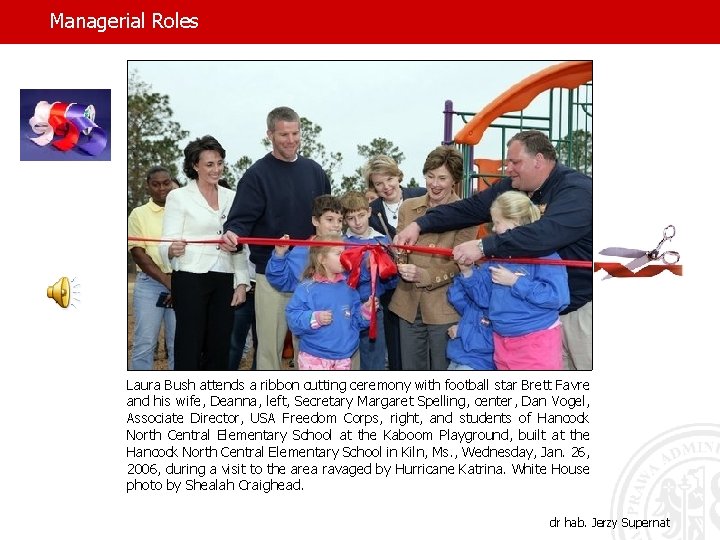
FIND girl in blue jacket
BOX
[446,266,495,370]
[480,191,569,370]
[286,235,373,370]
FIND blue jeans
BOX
[359,309,386,370]
[229,290,256,370]
[131,272,175,370]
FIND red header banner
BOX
[3,1,719,44]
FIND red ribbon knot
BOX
[340,244,397,339]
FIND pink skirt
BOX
[493,324,562,370]
[298,351,352,370]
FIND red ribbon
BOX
[340,245,398,340]
[129,234,594,337]
[593,262,683,277]
[48,102,79,151]
[127,236,592,268]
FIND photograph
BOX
[126,60,593,372]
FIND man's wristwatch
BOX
[477,239,484,258]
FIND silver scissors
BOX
[374,237,398,263]
[374,212,399,263]
[599,225,680,279]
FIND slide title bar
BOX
[5,1,719,44]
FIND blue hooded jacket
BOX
[286,278,370,359]
[446,268,495,370]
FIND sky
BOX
[129,60,564,187]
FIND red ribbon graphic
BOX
[593,262,683,277]
[30,101,107,155]
[48,101,80,151]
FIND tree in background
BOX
[263,117,343,191]
[357,137,405,165]
[556,129,592,177]
[223,156,253,189]
[336,174,363,195]
[127,70,189,215]
[406,177,420,188]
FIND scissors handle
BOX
[659,250,680,264]
[648,224,676,259]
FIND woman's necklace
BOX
[382,198,403,219]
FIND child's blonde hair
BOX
[303,234,344,280]
[490,191,541,225]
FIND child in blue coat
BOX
[266,195,344,292]
[480,191,569,370]
[266,195,343,368]
[341,191,398,370]
[446,263,495,370]
[286,235,373,370]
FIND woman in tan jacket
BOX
[390,146,478,370]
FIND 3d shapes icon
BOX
[47,276,71,308]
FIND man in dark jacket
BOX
[396,130,592,370]
[221,107,331,370]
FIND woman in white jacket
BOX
[161,135,250,370]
